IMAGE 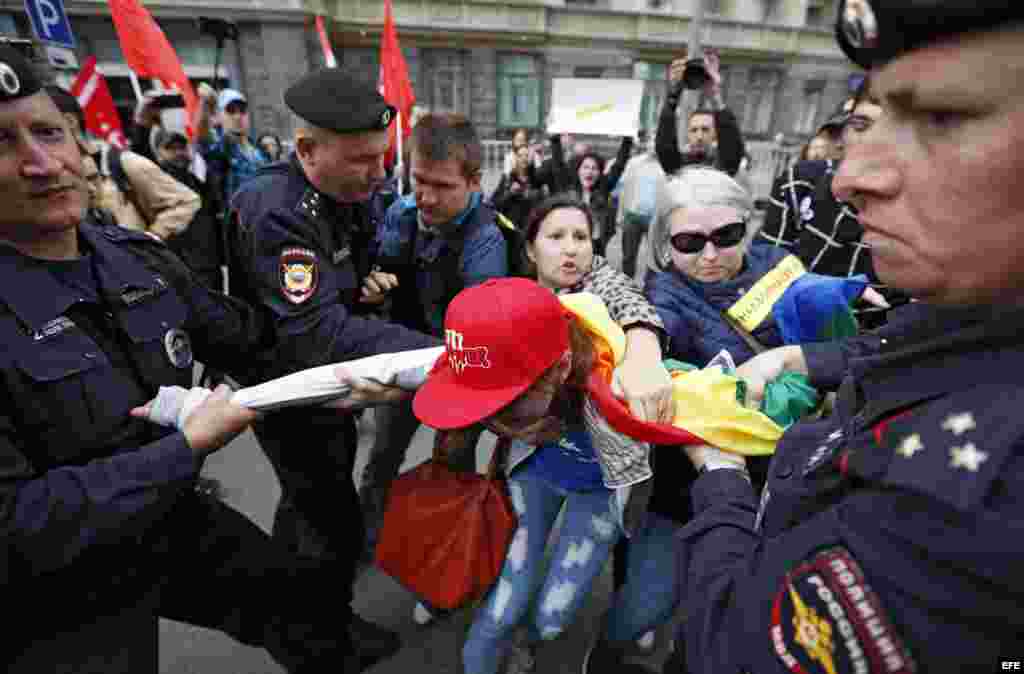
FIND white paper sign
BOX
[547,78,645,137]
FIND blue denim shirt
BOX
[199,128,270,206]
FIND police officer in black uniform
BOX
[672,2,1024,672]
[0,45,367,673]
[226,68,439,664]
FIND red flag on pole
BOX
[70,57,128,149]
[108,0,199,137]
[315,15,338,68]
[378,0,415,169]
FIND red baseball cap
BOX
[413,278,571,430]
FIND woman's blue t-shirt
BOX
[521,424,608,492]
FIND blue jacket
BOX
[646,244,790,366]
[374,192,508,337]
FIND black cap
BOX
[284,68,396,134]
[836,0,1024,70]
[0,44,42,104]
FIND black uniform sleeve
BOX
[713,107,745,177]
[237,209,439,379]
[655,89,684,176]
[0,398,200,580]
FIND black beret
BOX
[836,0,1024,69]
[0,44,42,104]
[284,68,396,134]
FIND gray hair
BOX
[643,167,754,270]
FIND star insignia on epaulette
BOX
[941,412,976,436]
[896,434,924,459]
[949,443,988,472]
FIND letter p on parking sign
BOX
[24,0,76,49]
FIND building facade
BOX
[0,0,856,192]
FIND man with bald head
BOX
[672,3,1024,673]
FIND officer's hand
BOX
[180,385,262,458]
[325,369,413,410]
[360,271,399,304]
[735,346,804,409]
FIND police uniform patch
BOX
[772,546,916,674]
[280,247,318,305]
[164,328,193,369]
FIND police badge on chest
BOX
[280,247,319,304]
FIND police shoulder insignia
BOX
[772,546,916,674]
[280,247,319,305]
[164,328,194,369]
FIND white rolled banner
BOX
[231,346,445,411]
[547,78,645,137]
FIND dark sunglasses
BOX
[224,101,248,115]
[670,220,747,254]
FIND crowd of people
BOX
[0,0,1022,672]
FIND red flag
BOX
[70,57,128,149]
[378,0,415,168]
[315,15,338,68]
[108,0,198,137]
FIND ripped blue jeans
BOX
[462,461,621,674]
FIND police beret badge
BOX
[280,247,319,305]
[772,547,916,674]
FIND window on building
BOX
[795,80,826,135]
[741,68,780,136]
[497,53,541,129]
[429,50,466,115]
[805,0,835,27]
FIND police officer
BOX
[673,2,1024,672]
[0,45,362,672]
[226,68,438,665]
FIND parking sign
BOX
[24,0,76,49]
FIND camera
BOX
[682,57,710,90]
[198,17,239,43]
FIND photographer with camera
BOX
[654,48,746,179]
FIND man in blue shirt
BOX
[194,84,270,216]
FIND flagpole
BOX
[395,109,404,195]
[128,70,144,101]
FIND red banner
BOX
[70,57,127,149]
[109,0,198,137]
[379,0,416,168]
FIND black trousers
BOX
[253,408,364,588]
[7,492,357,673]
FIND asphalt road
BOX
[158,231,677,674]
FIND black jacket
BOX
[655,87,745,177]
